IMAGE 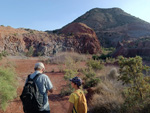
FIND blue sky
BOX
[0,0,150,31]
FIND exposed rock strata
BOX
[0,24,101,56]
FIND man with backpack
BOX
[67,76,87,113]
[20,62,53,113]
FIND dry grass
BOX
[45,52,88,64]
[95,65,119,77]
[88,65,124,113]
[107,67,120,79]
[89,80,124,113]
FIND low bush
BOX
[0,66,17,110]
[25,46,34,57]
[118,56,150,113]
[92,47,115,60]
[102,47,116,55]
[64,69,78,80]
[0,51,8,60]
[86,59,104,71]
[92,55,100,60]
[82,67,101,88]
[99,53,111,60]
[105,57,116,64]
[60,84,73,97]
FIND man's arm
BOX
[67,102,73,113]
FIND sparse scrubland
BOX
[1,51,150,113]
[47,52,150,113]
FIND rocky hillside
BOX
[59,22,101,54]
[0,24,101,56]
[72,8,150,47]
[112,36,150,58]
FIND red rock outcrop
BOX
[60,22,101,54]
[112,37,150,58]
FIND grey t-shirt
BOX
[25,71,53,111]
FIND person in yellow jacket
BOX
[67,76,87,113]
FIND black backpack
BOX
[20,73,43,112]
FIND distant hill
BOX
[72,8,150,47]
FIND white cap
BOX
[34,62,45,70]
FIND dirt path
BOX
[0,57,69,113]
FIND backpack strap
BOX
[74,90,83,97]
[33,73,42,82]
[27,74,31,80]
[73,105,77,113]
[27,73,42,82]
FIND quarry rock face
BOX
[60,22,101,54]
[0,23,101,56]
[0,27,26,55]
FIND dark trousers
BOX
[37,111,50,113]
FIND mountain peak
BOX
[89,7,124,12]
[73,7,148,31]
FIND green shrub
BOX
[13,33,17,36]
[0,54,2,60]
[92,55,100,60]
[64,69,78,80]
[93,47,116,60]
[37,52,43,56]
[60,84,73,97]
[60,57,79,96]
[118,56,150,113]
[0,51,9,60]
[26,46,34,57]
[105,57,116,64]
[102,47,116,55]
[60,68,77,97]
[86,59,104,70]
[0,66,17,110]
[82,67,100,88]
[99,53,111,60]
[84,77,100,88]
